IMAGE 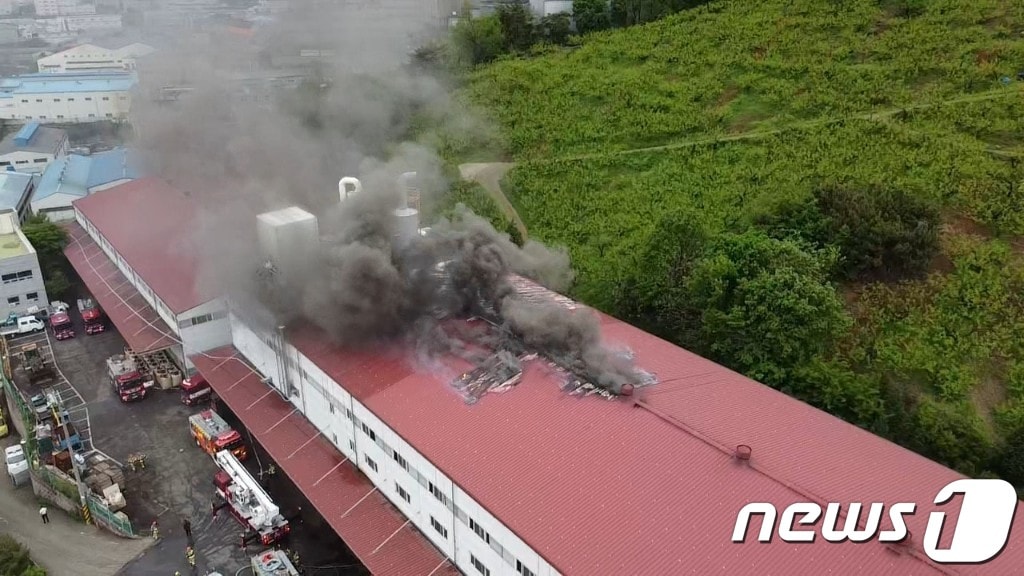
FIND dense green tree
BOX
[540,13,572,45]
[21,214,68,272]
[573,0,611,34]
[786,358,886,430]
[684,232,848,386]
[44,268,70,300]
[909,398,993,477]
[451,14,505,66]
[497,4,538,53]
[998,426,1024,487]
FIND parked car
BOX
[5,444,29,486]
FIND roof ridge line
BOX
[634,398,957,574]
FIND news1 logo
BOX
[732,479,1018,564]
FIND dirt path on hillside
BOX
[458,86,1023,237]
[457,162,528,240]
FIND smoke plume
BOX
[130,0,645,394]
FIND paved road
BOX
[0,435,151,576]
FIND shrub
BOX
[908,397,993,476]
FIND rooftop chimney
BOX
[735,445,752,462]
[392,171,419,249]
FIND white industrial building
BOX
[0,209,48,315]
[37,42,153,72]
[64,177,231,371]
[0,121,68,174]
[0,71,136,123]
[0,171,36,224]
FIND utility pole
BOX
[50,390,89,523]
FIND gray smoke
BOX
[128,0,644,394]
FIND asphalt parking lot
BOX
[12,286,365,575]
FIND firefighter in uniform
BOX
[185,545,196,567]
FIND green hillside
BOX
[461,0,1024,483]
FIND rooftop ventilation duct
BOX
[256,206,319,282]
[338,177,361,203]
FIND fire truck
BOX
[77,298,106,335]
[106,355,149,402]
[181,374,212,406]
[213,450,290,546]
[49,312,75,341]
[189,410,247,460]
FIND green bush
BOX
[908,398,993,477]
[0,535,45,576]
[786,358,886,431]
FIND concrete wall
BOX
[179,299,231,372]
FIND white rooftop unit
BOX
[256,206,319,280]
[393,171,419,248]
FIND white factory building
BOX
[63,177,232,371]
[37,42,155,73]
[0,121,68,174]
[0,71,136,123]
[0,209,48,315]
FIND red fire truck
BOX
[189,410,247,461]
[213,450,290,546]
[49,312,75,340]
[181,374,212,406]
[77,298,105,335]
[106,355,148,402]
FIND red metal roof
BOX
[63,220,176,353]
[190,347,459,576]
[71,177,207,314]
[283,279,1024,576]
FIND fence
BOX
[1,365,135,537]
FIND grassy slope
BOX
[470,0,1024,157]
[465,0,1024,448]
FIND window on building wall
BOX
[393,451,408,471]
[7,296,19,306]
[395,483,410,503]
[2,270,32,284]
[88,114,95,118]
[361,423,376,442]
[67,98,74,101]
[364,455,377,473]
[105,113,113,118]
[20,99,26,103]
[429,482,447,505]
[26,292,37,301]
[470,555,490,576]
[0,162,8,166]
[430,517,448,539]
[469,518,490,544]
[102,96,109,101]
[53,98,60,102]
[56,115,64,119]
[35,99,41,102]
[349,439,355,453]
[15,160,27,164]
[516,561,536,576]
[34,158,46,163]
[85,97,92,101]
[189,313,213,327]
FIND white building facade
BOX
[228,308,561,576]
[0,72,136,123]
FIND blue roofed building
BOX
[0,71,138,124]
[0,171,37,224]
[0,121,69,174]
[31,147,144,221]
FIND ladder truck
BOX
[212,450,290,547]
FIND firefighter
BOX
[185,545,196,567]
[151,520,159,540]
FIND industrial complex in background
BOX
[39,170,1023,575]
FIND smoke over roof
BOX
[130,0,649,396]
